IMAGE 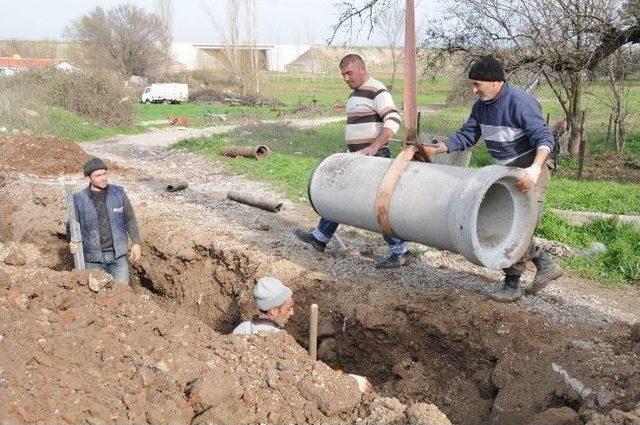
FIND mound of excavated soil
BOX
[0,265,450,425]
[0,134,91,176]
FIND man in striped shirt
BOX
[423,56,563,302]
[294,54,409,269]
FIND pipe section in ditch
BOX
[308,153,538,269]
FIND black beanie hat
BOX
[84,157,108,176]
[468,56,506,82]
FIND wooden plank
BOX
[64,185,85,270]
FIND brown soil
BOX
[0,266,380,425]
[0,134,92,176]
[0,129,638,425]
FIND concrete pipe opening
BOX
[476,181,515,249]
[255,145,270,159]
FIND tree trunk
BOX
[568,72,584,158]
[390,58,398,92]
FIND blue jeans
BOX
[85,251,130,284]
[312,217,408,255]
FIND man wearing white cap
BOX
[233,277,295,335]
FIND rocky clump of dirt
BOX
[0,265,449,425]
[0,176,71,270]
[0,134,93,176]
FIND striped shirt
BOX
[345,77,401,152]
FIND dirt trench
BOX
[1,161,638,424]
[124,207,639,425]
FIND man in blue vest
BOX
[69,157,142,284]
[422,56,563,302]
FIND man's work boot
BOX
[490,275,523,303]
[293,229,327,253]
[526,252,563,295]
[375,252,408,269]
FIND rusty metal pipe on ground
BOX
[220,145,270,160]
[308,154,538,269]
[227,190,283,212]
[166,181,188,192]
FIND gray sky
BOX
[0,0,443,45]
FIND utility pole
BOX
[403,0,417,145]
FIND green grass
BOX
[547,178,640,214]
[136,102,295,124]
[172,130,328,199]
[537,214,640,285]
[46,107,146,141]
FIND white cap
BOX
[254,277,292,311]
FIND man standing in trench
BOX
[69,157,142,284]
[422,56,563,302]
[294,54,409,269]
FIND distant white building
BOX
[170,42,311,72]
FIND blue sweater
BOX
[445,85,554,164]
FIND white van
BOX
[141,83,188,104]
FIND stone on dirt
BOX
[88,271,112,292]
[405,402,453,425]
[299,364,362,416]
[186,369,246,424]
[631,322,640,342]
[360,397,406,425]
[526,406,581,425]
[4,244,27,266]
[0,268,11,289]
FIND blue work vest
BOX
[73,184,128,262]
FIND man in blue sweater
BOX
[423,56,563,302]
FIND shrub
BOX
[46,71,135,126]
[0,69,136,127]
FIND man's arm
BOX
[123,193,142,262]
[443,106,482,153]
[515,95,555,192]
[358,127,395,155]
[419,108,481,159]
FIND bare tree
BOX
[375,1,404,91]
[328,0,394,44]
[65,5,171,78]
[331,0,640,157]
[423,0,640,157]
[598,47,636,151]
[154,0,174,51]
[206,0,261,97]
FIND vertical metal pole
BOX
[65,185,85,269]
[309,303,318,361]
[403,0,417,145]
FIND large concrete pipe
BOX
[308,153,538,269]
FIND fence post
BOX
[605,113,613,152]
[577,111,587,180]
